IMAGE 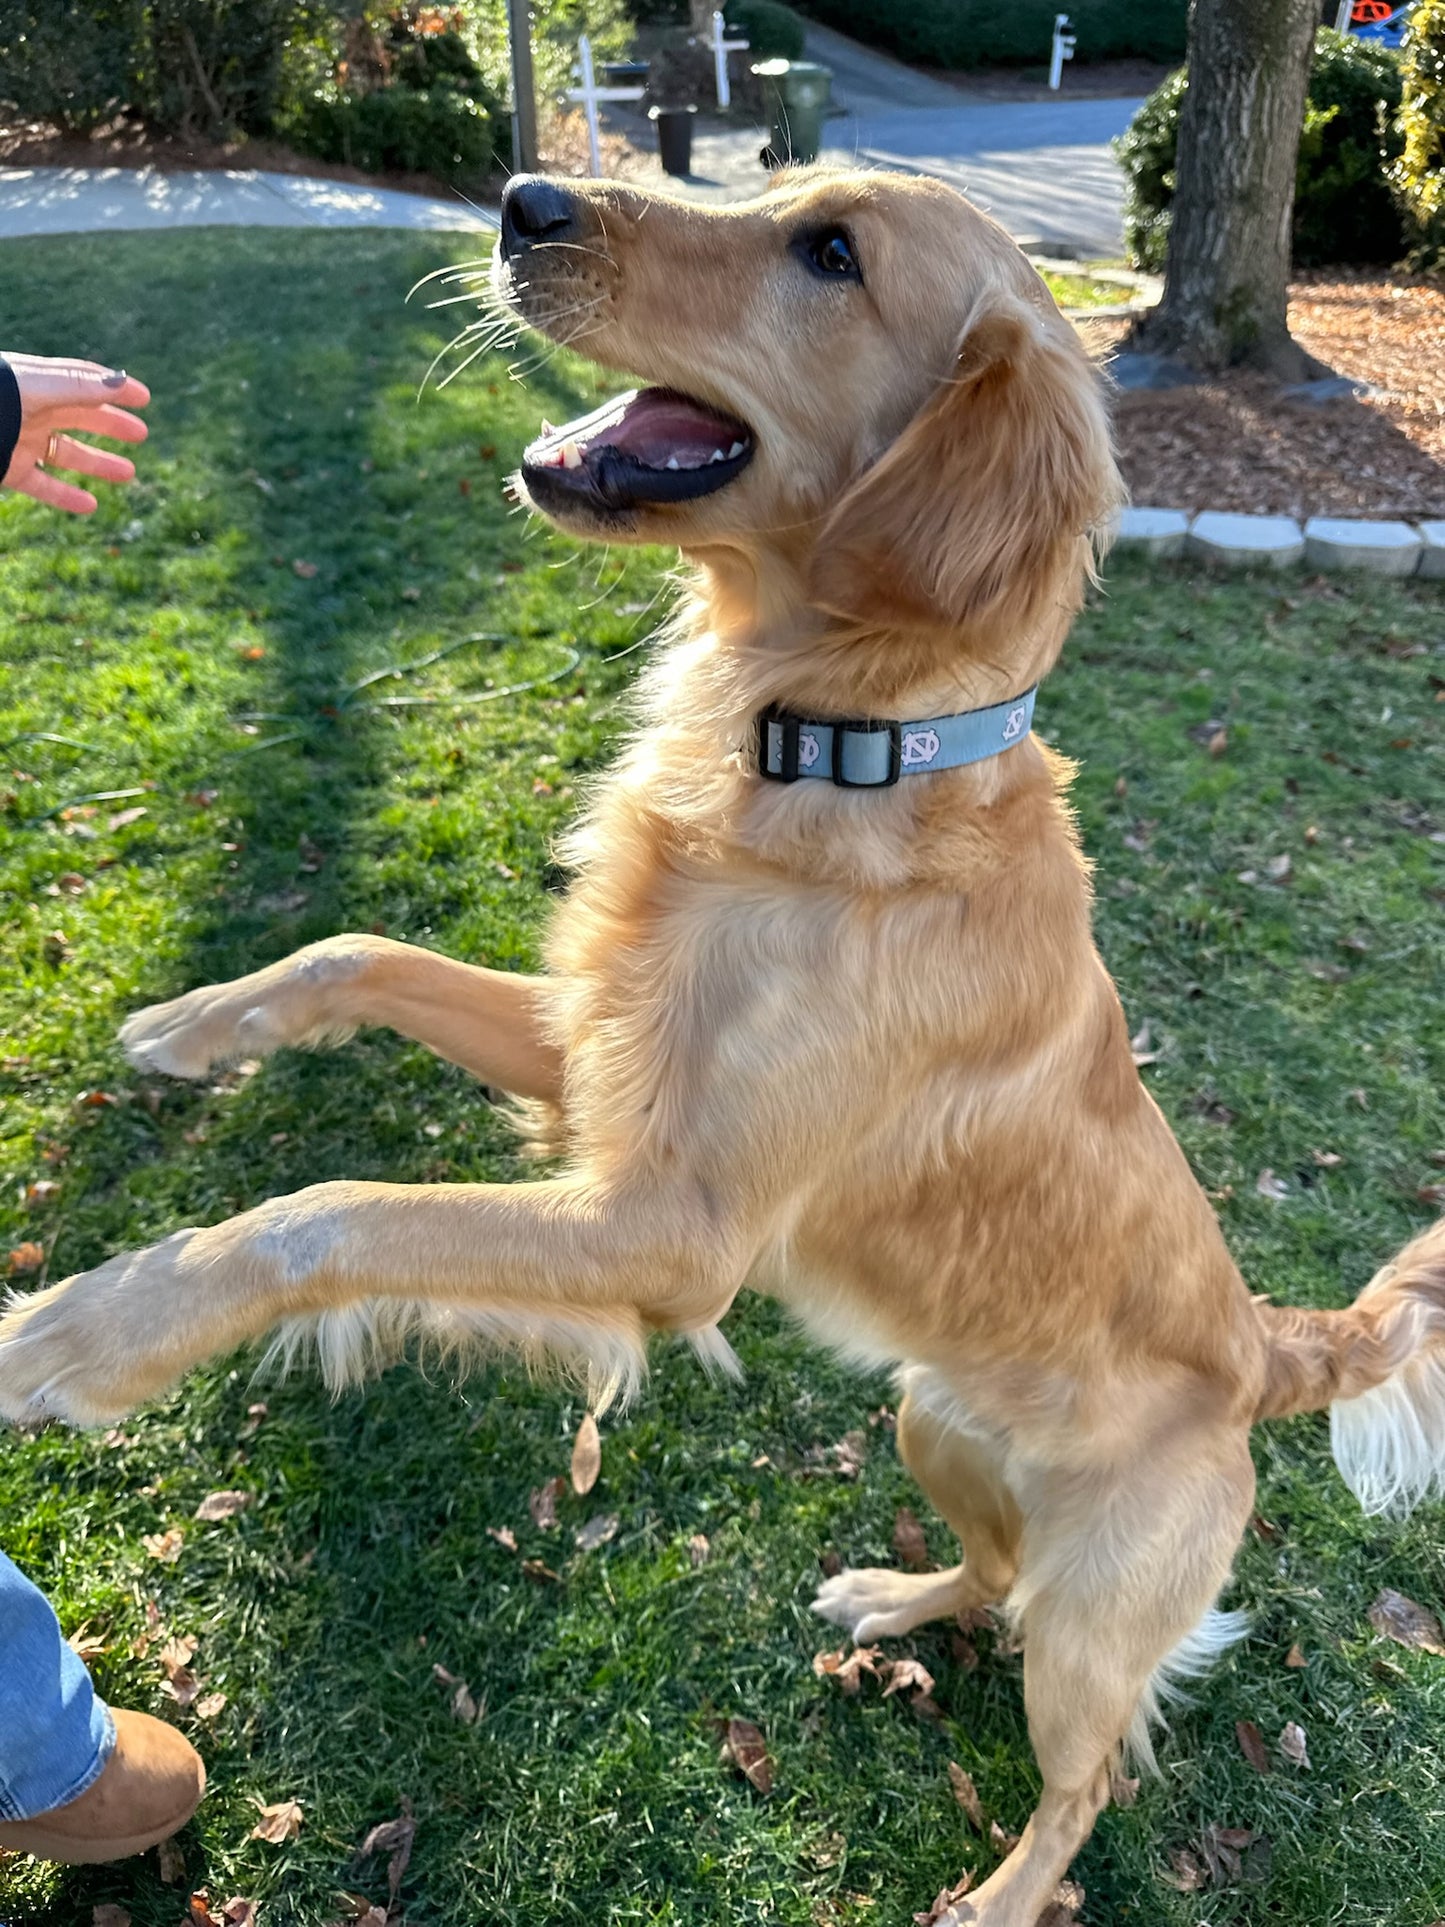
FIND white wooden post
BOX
[1048,13,1076,89]
[1334,0,1354,28]
[565,34,646,178]
[707,10,750,109]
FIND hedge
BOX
[1116,28,1406,271]
[795,0,1187,71]
[1390,0,1445,268]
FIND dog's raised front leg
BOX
[0,1173,743,1428]
[119,935,563,1099]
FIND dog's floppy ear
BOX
[808,293,1119,637]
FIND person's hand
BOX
[2,355,150,515]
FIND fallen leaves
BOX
[1285,1641,1307,1668]
[813,1645,882,1695]
[486,1525,518,1552]
[721,1716,772,1793]
[688,1532,711,1566]
[881,1656,935,1700]
[914,1871,974,1924]
[141,1528,185,1563]
[528,1475,565,1530]
[892,1506,931,1571]
[1369,1586,1445,1656]
[1279,1719,1310,1768]
[432,1663,483,1725]
[1235,1717,1270,1774]
[186,1893,256,1926]
[574,1512,619,1551]
[571,1412,601,1494]
[353,1802,415,1914]
[7,1240,44,1275]
[947,1761,983,1828]
[157,1633,201,1708]
[1254,1168,1290,1202]
[249,1796,304,1844]
[195,1489,252,1522]
[158,1837,187,1883]
[292,558,318,578]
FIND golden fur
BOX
[3,170,1443,1923]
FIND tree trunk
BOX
[1132,0,1323,377]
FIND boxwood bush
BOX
[796,0,1186,71]
[726,0,806,62]
[1116,28,1406,270]
[1390,0,1445,268]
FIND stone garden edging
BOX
[1112,507,1445,577]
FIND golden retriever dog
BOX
[3,169,1443,1923]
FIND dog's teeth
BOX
[709,448,725,462]
[560,440,583,470]
[665,456,681,470]
[540,419,556,436]
[727,440,745,458]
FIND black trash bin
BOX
[650,103,697,177]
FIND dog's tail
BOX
[1254,1216,1445,1513]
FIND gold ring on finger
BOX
[44,433,61,466]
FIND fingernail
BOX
[102,369,127,388]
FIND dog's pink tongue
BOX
[604,389,747,469]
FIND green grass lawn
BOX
[1,226,1444,1927]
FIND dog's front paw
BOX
[120,980,284,1080]
[0,1231,205,1426]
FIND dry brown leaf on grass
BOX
[157,1836,187,1883]
[1285,1641,1307,1668]
[947,1761,984,1829]
[529,1475,566,1530]
[1255,1169,1289,1202]
[893,1505,931,1571]
[688,1532,711,1566]
[195,1489,252,1522]
[1369,1587,1445,1656]
[813,1645,883,1695]
[158,1632,202,1708]
[913,1870,974,1924]
[486,1524,518,1552]
[721,1716,773,1794]
[249,1796,303,1844]
[1235,1718,1270,1774]
[1110,1770,1140,1807]
[7,1240,44,1275]
[1163,1846,1208,1893]
[141,1528,184,1563]
[432,1663,483,1725]
[195,1691,228,1720]
[93,1906,131,1927]
[989,1818,1020,1856]
[521,1557,560,1583]
[185,1896,254,1927]
[571,1411,601,1494]
[67,1623,108,1664]
[574,1512,620,1551]
[1036,1878,1086,1925]
[1279,1720,1310,1768]
[354,1801,416,1910]
[881,1657,936,1700]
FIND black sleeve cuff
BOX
[0,357,21,484]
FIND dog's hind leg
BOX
[936,1432,1254,1927]
[119,934,563,1099]
[813,1378,1021,1640]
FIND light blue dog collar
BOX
[755,686,1038,788]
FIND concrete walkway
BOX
[0,165,494,238]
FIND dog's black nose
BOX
[500,176,578,257]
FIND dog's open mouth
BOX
[521,387,754,513]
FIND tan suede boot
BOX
[0,1709,204,1863]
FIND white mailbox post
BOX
[706,10,750,109]
[1049,13,1077,89]
[566,34,646,177]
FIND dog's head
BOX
[495,168,1120,643]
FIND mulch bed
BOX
[1079,274,1445,521]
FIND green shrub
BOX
[0,0,325,139]
[1389,0,1445,268]
[287,80,507,181]
[469,0,634,106]
[1117,29,1406,272]
[0,0,132,132]
[726,0,805,62]
[796,0,1186,71]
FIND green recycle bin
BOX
[753,59,832,168]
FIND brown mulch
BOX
[1080,273,1445,520]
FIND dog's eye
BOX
[805,228,861,281]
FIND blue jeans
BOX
[0,1548,114,1822]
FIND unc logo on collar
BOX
[900,727,941,767]
[797,730,821,769]
[1001,704,1029,742]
